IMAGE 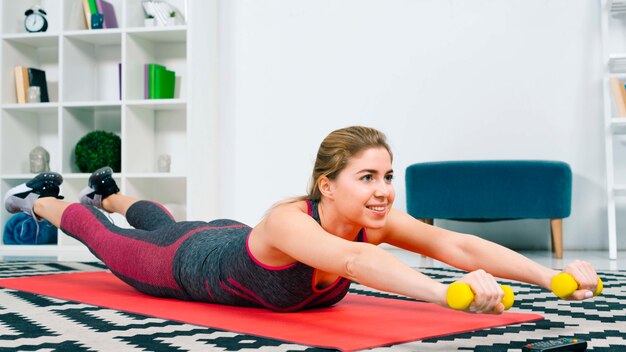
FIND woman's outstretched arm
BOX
[377,209,599,301]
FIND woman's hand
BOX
[458,269,505,314]
[559,260,600,300]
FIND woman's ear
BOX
[318,176,334,199]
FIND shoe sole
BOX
[26,172,63,198]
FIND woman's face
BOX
[329,147,395,229]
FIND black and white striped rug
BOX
[0,262,624,351]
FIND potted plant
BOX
[74,130,121,173]
[166,11,176,26]
[144,14,155,27]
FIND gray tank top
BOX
[174,199,367,312]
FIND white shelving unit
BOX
[0,0,219,261]
[601,0,626,260]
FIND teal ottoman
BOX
[405,160,572,258]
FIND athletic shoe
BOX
[79,166,119,210]
[4,172,63,219]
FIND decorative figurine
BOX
[29,146,50,173]
[158,154,171,173]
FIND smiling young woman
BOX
[4,126,601,313]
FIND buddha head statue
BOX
[29,146,50,173]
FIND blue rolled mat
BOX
[3,213,57,245]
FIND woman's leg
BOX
[67,168,190,298]
[32,197,69,228]
[101,193,140,216]
[59,202,196,300]
[80,166,175,230]
[5,170,193,300]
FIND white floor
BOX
[387,248,626,271]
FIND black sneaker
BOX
[4,172,63,219]
[79,166,120,210]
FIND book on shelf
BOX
[83,0,117,29]
[145,63,163,99]
[118,63,122,100]
[144,63,176,99]
[610,76,626,117]
[14,66,29,104]
[154,67,175,99]
[27,68,50,103]
[96,0,118,28]
[14,66,50,103]
[82,0,94,28]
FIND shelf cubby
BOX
[2,36,59,103]
[61,105,121,174]
[125,103,186,174]
[125,28,187,100]
[1,106,59,174]
[62,32,122,102]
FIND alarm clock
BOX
[24,6,48,33]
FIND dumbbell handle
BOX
[550,272,603,299]
[446,282,514,311]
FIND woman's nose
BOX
[374,180,390,197]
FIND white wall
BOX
[218,0,625,250]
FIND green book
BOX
[155,68,175,99]
[88,0,99,14]
[147,63,166,99]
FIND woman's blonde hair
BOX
[303,126,392,201]
[268,126,392,212]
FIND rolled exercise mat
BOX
[2,213,57,244]
[0,272,543,351]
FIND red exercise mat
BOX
[0,271,543,351]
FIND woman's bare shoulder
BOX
[255,199,318,242]
[266,199,309,219]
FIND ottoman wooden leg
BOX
[551,218,563,259]
[419,219,434,225]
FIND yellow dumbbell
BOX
[550,272,603,299]
[446,282,515,311]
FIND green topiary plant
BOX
[74,130,121,173]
